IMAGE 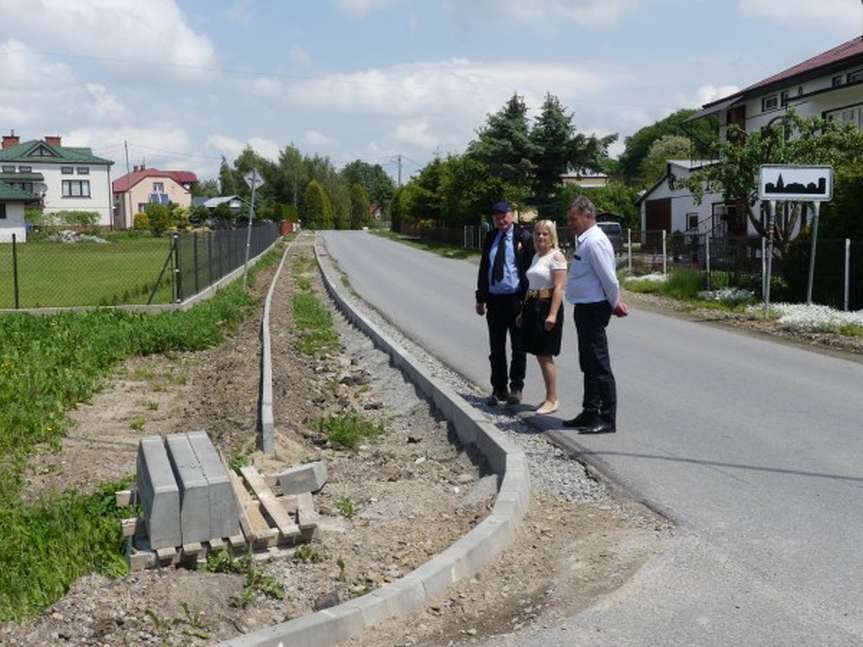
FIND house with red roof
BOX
[640,36,863,239]
[112,165,198,229]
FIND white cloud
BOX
[0,0,217,80]
[445,0,638,28]
[304,129,337,148]
[65,126,202,173]
[206,134,281,162]
[391,119,437,150]
[0,39,76,89]
[739,0,861,36]
[676,84,741,108]
[335,0,401,16]
[288,46,313,68]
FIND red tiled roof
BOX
[704,36,863,108]
[113,168,198,193]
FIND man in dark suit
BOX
[475,201,534,405]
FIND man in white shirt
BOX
[563,196,629,434]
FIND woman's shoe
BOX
[535,400,559,415]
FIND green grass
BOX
[371,230,479,260]
[291,255,339,356]
[0,237,174,308]
[335,496,356,519]
[839,323,863,337]
[319,413,384,449]
[0,242,284,622]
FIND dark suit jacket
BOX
[475,224,535,304]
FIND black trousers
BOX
[574,301,616,422]
[486,293,526,393]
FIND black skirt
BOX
[521,297,563,357]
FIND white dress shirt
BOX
[565,224,620,307]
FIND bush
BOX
[133,212,149,230]
[663,269,702,300]
[58,210,100,228]
[144,204,174,237]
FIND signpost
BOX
[242,168,264,288]
[758,165,834,314]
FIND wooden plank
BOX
[228,469,275,544]
[240,465,301,540]
[296,492,319,531]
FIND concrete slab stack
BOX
[135,437,181,550]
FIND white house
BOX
[641,36,863,240]
[0,180,39,242]
[560,167,609,188]
[0,132,114,227]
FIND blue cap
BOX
[491,201,511,214]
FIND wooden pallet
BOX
[119,465,319,571]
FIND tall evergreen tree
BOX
[218,156,236,196]
[303,180,332,229]
[341,160,396,206]
[349,184,370,229]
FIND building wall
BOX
[115,175,193,228]
[0,202,27,243]
[23,162,114,226]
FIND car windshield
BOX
[598,222,621,234]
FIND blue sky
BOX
[1,0,861,181]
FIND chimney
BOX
[2,130,19,149]
[44,135,62,147]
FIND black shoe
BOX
[485,391,508,406]
[562,409,599,429]
[579,419,616,434]
[506,389,522,405]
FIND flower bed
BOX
[748,303,863,333]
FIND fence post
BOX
[12,233,20,309]
[845,238,851,312]
[627,228,632,273]
[761,237,767,304]
[173,233,182,303]
[661,229,667,277]
[208,231,213,288]
[705,232,711,291]
[192,232,200,295]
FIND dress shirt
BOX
[487,226,520,295]
[565,224,620,306]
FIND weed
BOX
[318,414,384,449]
[292,292,339,356]
[293,544,324,563]
[335,496,356,519]
[337,557,347,582]
[144,400,159,411]
[179,602,210,640]
[662,269,702,300]
[231,565,285,608]
[205,549,246,574]
[128,416,146,431]
[228,453,250,472]
[840,323,863,337]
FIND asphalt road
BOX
[321,231,863,646]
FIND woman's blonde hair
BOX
[532,219,559,249]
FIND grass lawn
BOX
[370,230,480,260]
[0,238,173,308]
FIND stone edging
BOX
[217,234,531,647]
[259,235,301,454]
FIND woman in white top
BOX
[517,220,567,415]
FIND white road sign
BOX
[758,165,833,202]
[244,168,264,190]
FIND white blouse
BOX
[526,249,567,290]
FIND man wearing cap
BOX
[475,201,534,405]
[563,196,629,434]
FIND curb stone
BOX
[216,234,531,647]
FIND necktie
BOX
[491,231,506,285]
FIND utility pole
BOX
[392,154,403,187]
[124,140,132,228]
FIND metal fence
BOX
[0,223,280,309]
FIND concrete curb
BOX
[216,235,531,647]
[259,236,300,454]
[0,236,282,316]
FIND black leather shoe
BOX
[485,391,508,406]
[579,420,616,434]
[507,389,522,405]
[562,409,598,429]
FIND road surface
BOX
[321,231,863,646]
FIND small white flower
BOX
[746,303,863,332]
[697,288,755,304]
[624,273,667,284]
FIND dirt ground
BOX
[624,289,863,359]
[4,233,674,646]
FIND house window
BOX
[848,69,863,84]
[61,166,74,175]
[686,213,699,231]
[1,165,14,173]
[138,203,148,213]
[762,95,779,112]
[824,104,863,129]
[61,180,91,198]
[20,182,34,193]
[833,75,844,87]
[153,181,164,193]
[28,144,57,157]
[76,167,89,175]
[780,90,790,107]
[0,204,6,219]
[18,166,31,173]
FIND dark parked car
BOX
[597,221,623,255]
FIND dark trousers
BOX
[574,301,616,422]
[486,293,526,393]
